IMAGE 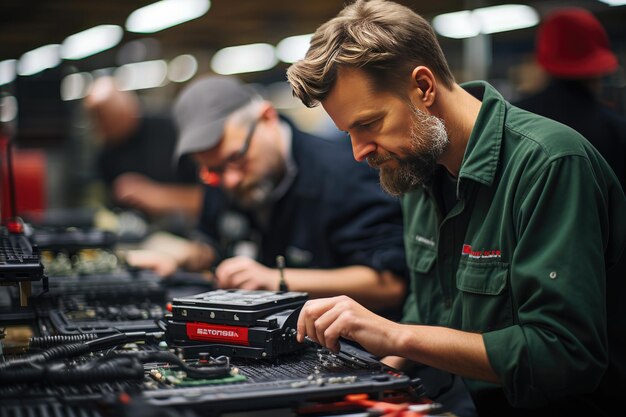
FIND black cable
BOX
[29,334,98,349]
[1,331,161,370]
[0,356,144,385]
[0,351,230,385]
[0,331,230,384]
[85,331,135,350]
[0,342,90,370]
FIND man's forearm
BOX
[150,185,203,218]
[179,241,217,271]
[283,266,406,310]
[395,324,500,383]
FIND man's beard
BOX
[227,158,286,210]
[368,107,449,196]
[228,178,277,210]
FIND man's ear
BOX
[410,66,436,108]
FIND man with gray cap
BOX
[145,75,408,316]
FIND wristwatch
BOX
[277,255,288,292]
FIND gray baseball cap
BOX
[172,75,256,162]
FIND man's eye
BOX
[361,119,379,130]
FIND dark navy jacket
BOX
[197,123,408,281]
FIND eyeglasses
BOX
[198,119,259,186]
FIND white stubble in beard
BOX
[378,108,449,196]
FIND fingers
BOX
[215,257,265,289]
[113,173,148,197]
[296,296,352,351]
[155,260,178,277]
[125,250,177,277]
[310,303,344,349]
[214,257,246,288]
[115,172,152,187]
[322,318,345,353]
[112,173,156,209]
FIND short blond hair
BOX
[287,0,454,107]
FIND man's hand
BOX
[296,295,402,356]
[112,173,203,218]
[113,172,158,213]
[215,256,281,290]
[125,249,178,277]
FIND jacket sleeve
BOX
[482,154,612,406]
[325,160,408,280]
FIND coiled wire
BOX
[29,334,98,349]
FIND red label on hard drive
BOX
[186,322,250,345]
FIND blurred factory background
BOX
[1,0,625,215]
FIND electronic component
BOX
[164,289,308,359]
[1,137,48,308]
[47,299,166,335]
[30,269,167,335]
[32,227,117,252]
[0,294,425,416]
[170,289,308,325]
[140,344,419,413]
[0,224,47,307]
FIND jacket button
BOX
[549,271,557,279]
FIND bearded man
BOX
[287,1,626,416]
[130,74,408,320]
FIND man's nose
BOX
[350,134,377,162]
[221,167,244,190]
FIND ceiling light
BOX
[597,1,626,6]
[168,54,198,82]
[92,68,117,79]
[432,10,480,39]
[115,60,168,90]
[0,60,17,86]
[62,25,123,60]
[276,34,313,63]
[60,72,94,101]
[17,44,61,76]
[126,0,211,33]
[433,4,539,39]
[211,43,277,75]
[474,4,539,34]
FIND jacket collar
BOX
[457,80,507,189]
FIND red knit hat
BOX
[537,8,618,78]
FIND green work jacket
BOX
[401,81,626,415]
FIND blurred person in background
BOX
[128,75,408,319]
[84,76,203,221]
[515,7,626,189]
